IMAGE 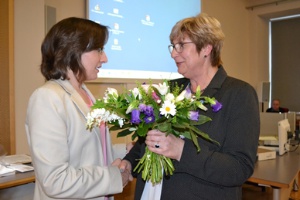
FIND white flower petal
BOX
[153,82,169,95]
[175,90,186,102]
[165,93,175,102]
[159,100,176,118]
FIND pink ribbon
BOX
[100,123,109,200]
[99,122,107,165]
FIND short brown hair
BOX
[40,17,109,83]
[169,13,225,66]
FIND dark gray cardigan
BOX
[124,66,260,200]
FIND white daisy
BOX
[159,100,176,118]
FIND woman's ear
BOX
[203,44,213,56]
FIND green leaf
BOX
[136,123,151,137]
[155,116,168,124]
[109,123,131,131]
[174,130,191,139]
[190,115,212,125]
[131,132,138,140]
[117,129,134,137]
[157,122,171,132]
[190,125,219,145]
[172,122,190,129]
[190,131,200,152]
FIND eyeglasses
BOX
[98,47,105,54]
[168,42,194,54]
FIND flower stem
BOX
[133,146,175,185]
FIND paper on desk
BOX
[7,164,34,173]
[259,136,278,141]
[2,154,32,165]
[0,165,16,177]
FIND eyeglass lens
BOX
[168,42,193,54]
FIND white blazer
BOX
[25,79,123,200]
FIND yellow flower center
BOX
[165,107,171,112]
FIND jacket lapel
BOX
[54,79,94,118]
[54,79,116,164]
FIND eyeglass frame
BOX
[168,42,194,54]
[97,47,105,54]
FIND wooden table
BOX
[247,148,300,200]
[0,171,35,189]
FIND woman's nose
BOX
[100,51,108,63]
[171,49,178,59]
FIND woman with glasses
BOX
[120,13,260,199]
[25,17,131,200]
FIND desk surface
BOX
[0,171,35,189]
[248,148,300,188]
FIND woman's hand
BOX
[112,158,133,187]
[146,130,184,161]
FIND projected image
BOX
[87,0,201,79]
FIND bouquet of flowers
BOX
[86,80,222,185]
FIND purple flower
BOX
[204,97,223,113]
[144,105,154,116]
[139,104,154,116]
[144,115,155,124]
[188,111,199,121]
[211,100,222,112]
[139,103,147,112]
[185,87,192,99]
[130,109,141,124]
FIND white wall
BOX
[14,0,85,155]
[14,0,45,155]
[45,0,86,19]
[202,0,251,83]
[247,0,300,85]
[14,0,300,154]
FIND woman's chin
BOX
[177,69,186,77]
